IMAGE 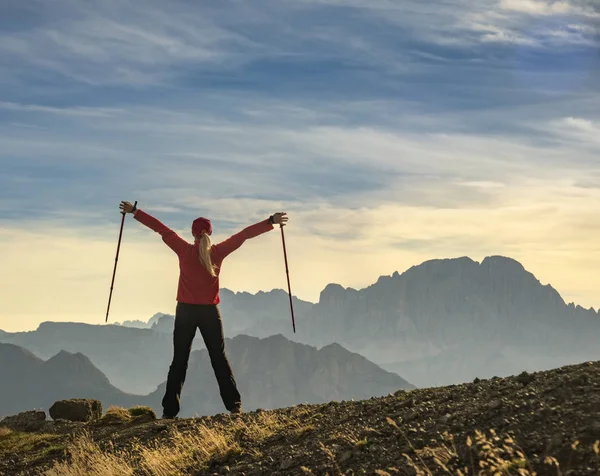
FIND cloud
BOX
[499,0,600,17]
[499,0,573,15]
[1,0,597,91]
[563,116,600,133]
[1,95,598,228]
[537,116,600,150]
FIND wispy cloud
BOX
[0,102,124,117]
[0,0,259,86]
[499,0,599,17]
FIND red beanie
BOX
[192,217,212,237]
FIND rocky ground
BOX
[2,360,600,475]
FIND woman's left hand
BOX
[272,212,288,226]
[119,201,136,214]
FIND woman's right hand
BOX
[119,201,136,214]
[271,212,288,226]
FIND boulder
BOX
[0,410,46,432]
[49,399,102,422]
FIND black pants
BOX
[162,302,241,417]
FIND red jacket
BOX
[134,209,274,305]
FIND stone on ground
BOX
[49,399,102,422]
[0,410,46,432]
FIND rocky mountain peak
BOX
[0,343,41,364]
[481,255,525,272]
[319,283,347,305]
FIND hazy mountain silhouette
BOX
[0,343,138,417]
[0,322,185,394]
[2,255,598,390]
[305,256,600,385]
[0,336,412,418]
[116,313,168,329]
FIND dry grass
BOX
[0,427,12,437]
[44,432,134,476]
[138,412,302,475]
[43,411,304,476]
[382,419,600,476]
[396,428,535,475]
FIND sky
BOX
[0,0,599,332]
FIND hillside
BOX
[2,360,600,475]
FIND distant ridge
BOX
[1,255,598,391]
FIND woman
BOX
[119,201,288,418]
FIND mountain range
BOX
[0,334,413,418]
[1,255,598,390]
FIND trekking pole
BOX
[280,223,296,333]
[106,201,137,323]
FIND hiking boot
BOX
[161,413,177,420]
[230,405,243,415]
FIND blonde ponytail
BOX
[197,233,218,277]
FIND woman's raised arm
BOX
[120,201,188,256]
[214,212,288,260]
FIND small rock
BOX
[473,377,481,384]
[339,450,353,463]
[403,409,417,422]
[397,398,414,409]
[440,413,451,423]
[488,400,503,410]
[0,410,46,432]
[49,399,102,422]
[583,422,600,440]
[516,371,535,385]
[280,458,294,470]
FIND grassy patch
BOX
[98,406,132,426]
[127,406,156,419]
[292,424,316,438]
[0,430,64,463]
